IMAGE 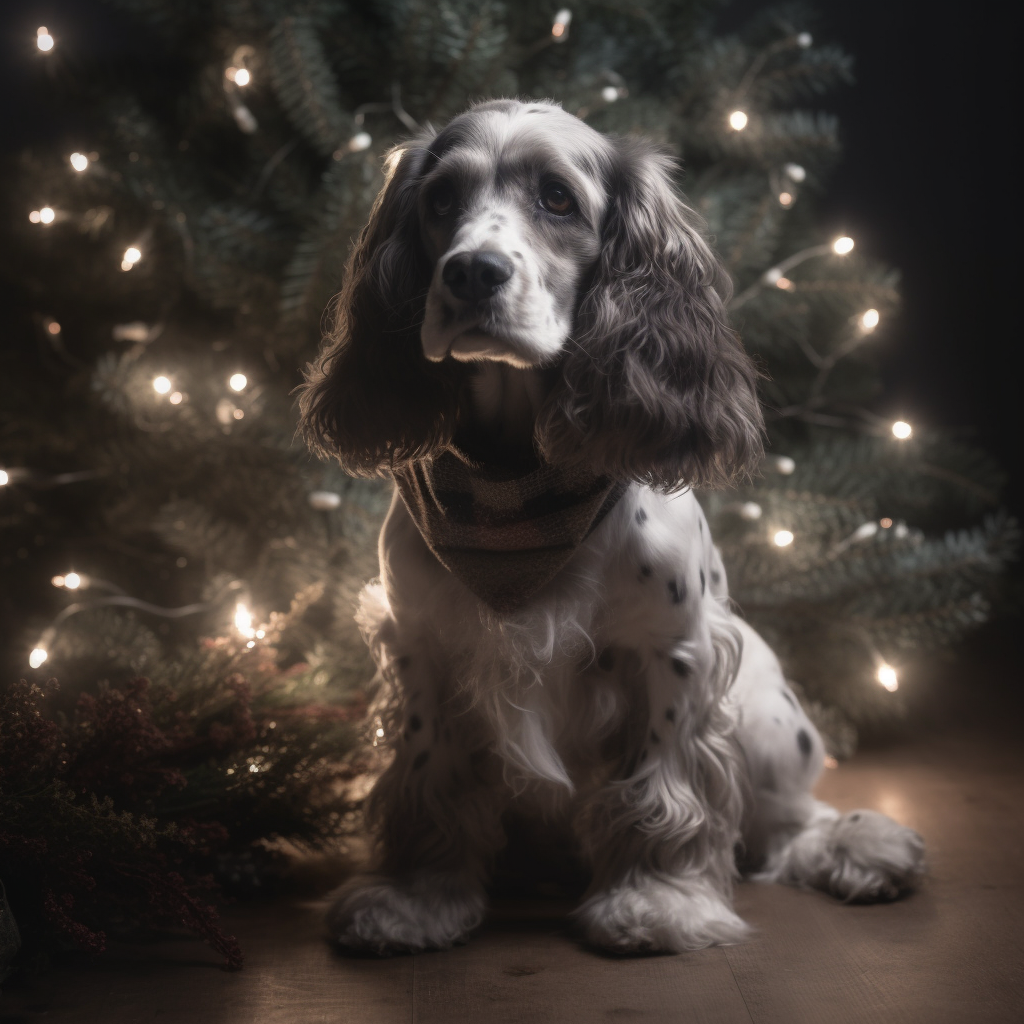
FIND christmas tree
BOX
[0,0,1013,970]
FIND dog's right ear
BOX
[298,137,462,475]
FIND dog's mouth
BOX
[422,304,534,367]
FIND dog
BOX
[299,99,925,955]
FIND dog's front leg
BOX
[327,603,507,955]
[573,620,749,954]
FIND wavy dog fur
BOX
[301,100,925,957]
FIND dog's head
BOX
[300,99,763,489]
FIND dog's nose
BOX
[442,251,514,303]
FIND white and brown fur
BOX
[300,99,925,955]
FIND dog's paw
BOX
[326,872,485,955]
[822,809,925,902]
[574,877,749,955]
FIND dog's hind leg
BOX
[327,585,509,955]
[733,616,925,902]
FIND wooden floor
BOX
[3,725,1023,1023]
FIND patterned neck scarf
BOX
[393,445,626,613]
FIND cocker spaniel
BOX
[300,99,925,955]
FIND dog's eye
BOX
[540,184,574,216]
[431,188,454,217]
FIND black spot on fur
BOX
[635,507,647,525]
[490,224,501,232]
[667,579,685,604]
[649,729,660,744]
[639,564,652,578]
[665,707,676,722]
[409,713,422,732]
[412,751,430,770]
[597,648,614,671]
[511,251,523,260]
[780,689,797,709]
[797,729,812,758]
[850,812,861,822]
[711,570,721,585]
[700,569,706,595]
[671,657,689,677]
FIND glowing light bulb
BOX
[796,32,812,47]
[739,502,763,521]
[347,131,372,152]
[728,110,748,131]
[246,639,256,648]
[877,664,898,691]
[228,373,247,392]
[0,469,8,486]
[860,308,880,330]
[123,246,142,265]
[29,211,41,223]
[51,575,65,587]
[36,27,54,52]
[375,727,385,738]
[153,375,172,394]
[47,321,61,335]
[880,517,893,528]
[29,648,48,668]
[70,152,89,172]
[832,236,854,255]
[234,68,250,87]
[601,86,619,103]
[773,530,794,547]
[235,602,255,638]
[552,9,572,38]
[34,207,56,225]
[232,408,244,420]
[773,455,796,474]
[63,572,82,589]
[169,391,183,405]
[779,192,793,206]
[784,163,806,182]
[892,420,912,440]
[775,277,794,291]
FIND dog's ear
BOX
[536,139,764,490]
[298,137,461,475]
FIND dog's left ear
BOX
[536,139,764,490]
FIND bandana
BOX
[393,446,626,613]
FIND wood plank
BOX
[2,729,1022,1024]
[413,900,753,1024]
[1,900,414,1024]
